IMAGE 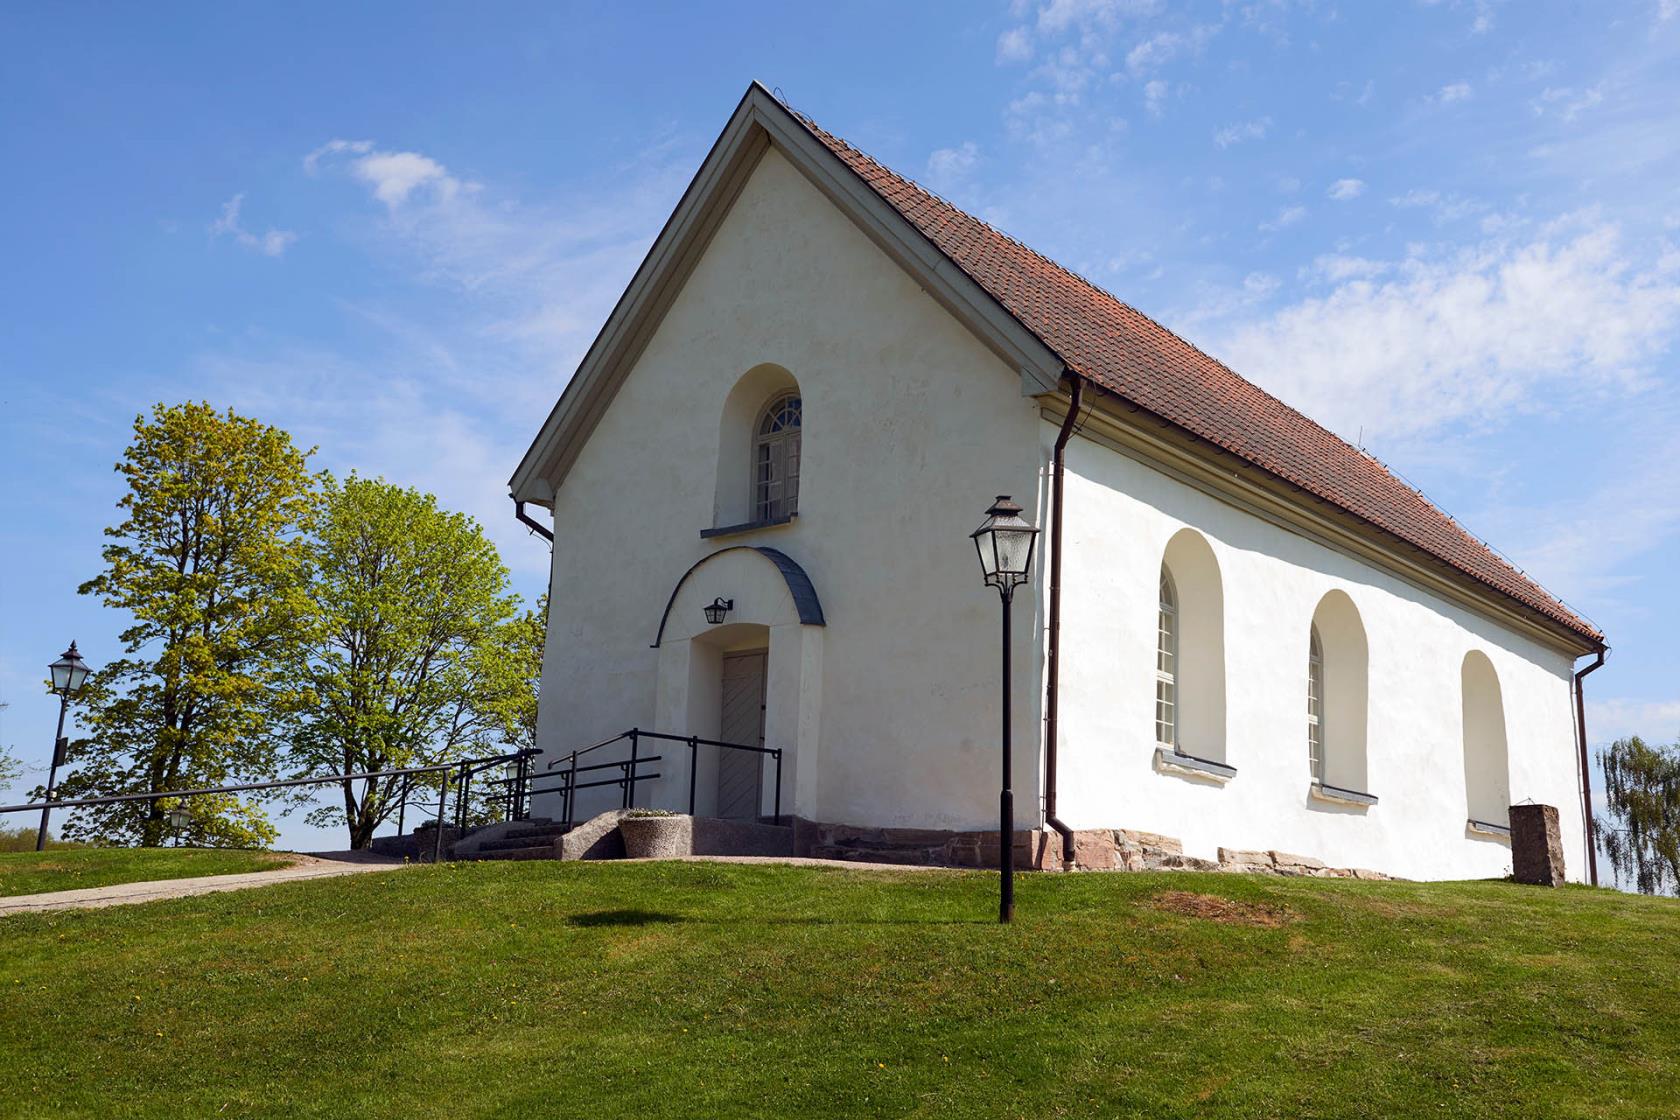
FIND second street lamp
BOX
[38,641,93,852]
[970,495,1040,924]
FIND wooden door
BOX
[717,651,767,820]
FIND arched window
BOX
[1307,591,1371,799]
[1154,530,1228,765]
[753,392,801,522]
[1155,566,1177,746]
[1306,625,1324,782]
[1462,651,1511,833]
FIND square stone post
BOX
[1509,803,1566,887]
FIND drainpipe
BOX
[1573,644,1607,887]
[514,498,554,542]
[1044,374,1084,872]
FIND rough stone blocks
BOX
[1509,803,1566,887]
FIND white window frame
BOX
[752,392,801,522]
[1307,624,1325,782]
[1156,567,1178,747]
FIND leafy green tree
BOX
[482,595,545,754]
[1598,734,1680,896]
[284,475,527,848]
[61,402,318,847]
[0,700,20,794]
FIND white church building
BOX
[510,84,1606,883]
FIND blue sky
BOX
[3,1,1677,852]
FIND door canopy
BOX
[652,546,825,648]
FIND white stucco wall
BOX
[527,135,1589,881]
[1053,429,1589,881]
[534,144,1046,829]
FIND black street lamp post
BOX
[970,496,1040,924]
[37,641,92,852]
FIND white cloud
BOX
[1124,23,1218,75]
[1143,79,1169,118]
[1259,205,1307,232]
[997,26,1033,63]
[1391,188,1442,209]
[1206,219,1680,441]
[303,138,373,175]
[1533,84,1606,122]
[1434,80,1473,105]
[307,139,470,208]
[1334,78,1376,106]
[926,142,981,188]
[1327,177,1366,201]
[209,194,296,257]
[353,151,463,208]
[1308,254,1389,283]
[1035,0,1159,35]
[1589,698,1680,745]
[1388,188,1483,223]
[1660,0,1678,22]
[1213,116,1272,148]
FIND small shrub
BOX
[0,825,85,853]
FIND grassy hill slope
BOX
[2,860,1676,1119]
[0,847,295,897]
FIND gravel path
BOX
[0,852,409,917]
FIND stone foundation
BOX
[808,820,1391,879]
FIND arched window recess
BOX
[1306,591,1376,808]
[1151,530,1233,785]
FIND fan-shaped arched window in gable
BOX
[753,392,801,522]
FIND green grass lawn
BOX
[1,861,1676,1119]
[0,847,296,897]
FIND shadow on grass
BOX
[568,909,687,927]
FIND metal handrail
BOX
[534,727,783,831]
[452,748,542,828]
[0,762,462,862]
[1,747,548,862]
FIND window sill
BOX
[1310,781,1378,808]
[1467,818,1511,841]
[700,513,797,540]
[1154,747,1236,785]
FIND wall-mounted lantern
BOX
[703,597,734,625]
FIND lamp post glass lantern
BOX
[703,597,734,625]
[167,806,193,847]
[970,496,1039,601]
[49,643,91,695]
[970,496,1039,924]
[37,641,93,852]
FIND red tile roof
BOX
[791,110,1601,646]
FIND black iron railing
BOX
[0,748,545,862]
[532,727,782,831]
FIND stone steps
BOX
[454,818,573,861]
